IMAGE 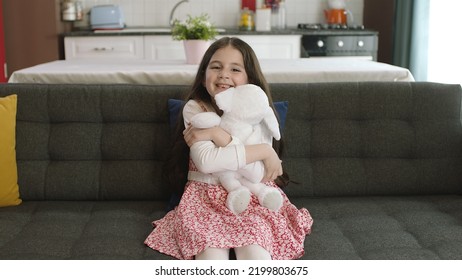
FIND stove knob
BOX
[358,40,364,47]
[337,40,344,47]
[317,40,324,48]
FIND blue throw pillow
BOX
[168,99,288,133]
[273,101,288,134]
[167,99,185,130]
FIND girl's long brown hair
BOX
[163,37,289,198]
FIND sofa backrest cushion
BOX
[270,82,462,197]
[0,84,188,201]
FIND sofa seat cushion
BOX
[293,195,462,260]
[0,201,174,260]
[1,195,462,260]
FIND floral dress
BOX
[144,159,313,260]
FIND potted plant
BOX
[171,14,218,64]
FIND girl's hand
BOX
[183,124,232,147]
[245,144,283,182]
[262,148,283,182]
[183,125,209,147]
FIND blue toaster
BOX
[90,5,125,30]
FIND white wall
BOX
[74,0,363,28]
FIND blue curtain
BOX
[392,0,430,81]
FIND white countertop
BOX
[8,58,415,85]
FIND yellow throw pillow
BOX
[0,94,21,207]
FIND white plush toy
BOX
[190,84,283,214]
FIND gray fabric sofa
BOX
[0,82,461,260]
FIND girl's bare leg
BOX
[234,244,271,260]
[195,247,230,260]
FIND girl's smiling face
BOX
[204,45,249,98]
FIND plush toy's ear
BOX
[263,107,281,140]
[214,87,235,113]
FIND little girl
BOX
[145,37,313,260]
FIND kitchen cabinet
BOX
[144,36,185,60]
[144,35,301,60]
[65,34,301,60]
[64,36,144,60]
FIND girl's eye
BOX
[232,68,241,72]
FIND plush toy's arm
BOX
[190,112,221,129]
[263,107,281,141]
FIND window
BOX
[427,0,462,84]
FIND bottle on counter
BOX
[277,0,286,29]
[239,7,255,31]
[255,7,271,31]
[266,0,286,30]
[270,1,278,29]
[75,1,83,21]
[61,0,77,21]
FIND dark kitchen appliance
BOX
[298,23,379,61]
